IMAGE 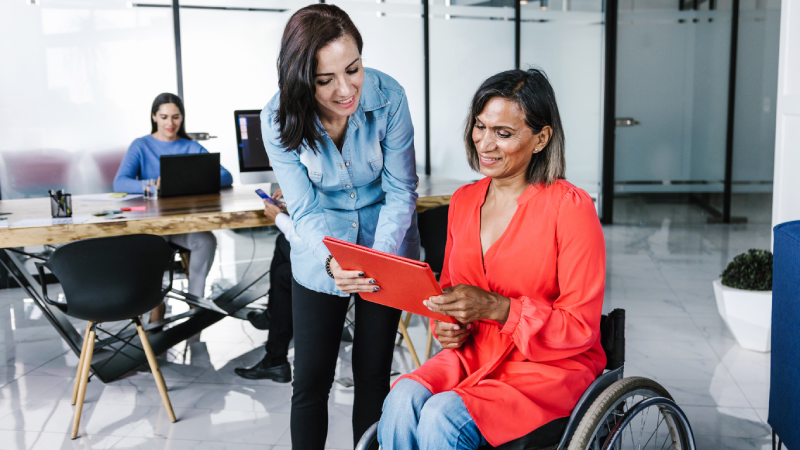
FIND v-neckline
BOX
[478,180,524,273]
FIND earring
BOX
[534,148,539,153]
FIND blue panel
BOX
[769,221,800,448]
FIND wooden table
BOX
[0,177,461,248]
[0,176,464,382]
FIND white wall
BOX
[772,0,800,229]
[0,0,177,198]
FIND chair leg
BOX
[71,322,95,440]
[396,312,413,346]
[425,321,434,362]
[398,319,421,369]
[134,317,177,423]
[72,322,92,405]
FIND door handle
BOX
[615,118,640,127]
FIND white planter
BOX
[713,279,772,352]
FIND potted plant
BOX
[713,249,773,352]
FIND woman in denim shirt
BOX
[260,5,420,449]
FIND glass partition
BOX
[177,2,294,185]
[0,0,178,199]
[328,0,426,174]
[613,4,732,223]
[730,0,780,223]
[520,1,604,198]
[429,0,515,182]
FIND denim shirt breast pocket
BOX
[369,157,383,179]
[308,171,323,189]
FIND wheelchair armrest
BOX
[34,262,68,313]
[355,421,379,450]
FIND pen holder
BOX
[50,194,72,218]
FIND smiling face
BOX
[471,97,552,183]
[313,35,363,123]
[151,103,183,142]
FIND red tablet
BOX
[323,236,456,323]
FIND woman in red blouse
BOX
[378,69,606,450]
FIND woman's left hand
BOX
[424,284,511,325]
[329,258,380,294]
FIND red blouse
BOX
[396,178,607,446]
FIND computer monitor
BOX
[234,110,278,184]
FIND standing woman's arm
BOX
[261,109,333,263]
[372,89,419,255]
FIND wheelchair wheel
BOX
[567,377,695,450]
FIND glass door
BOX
[612,0,732,224]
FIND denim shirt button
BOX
[346,184,351,188]
[345,161,351,166]
[350,192,355,198]
[352,222,357,228]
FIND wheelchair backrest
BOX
[600,308,626,370]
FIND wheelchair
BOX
[356,309,697,450]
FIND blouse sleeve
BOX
[371,90,420,255]
[499,188,606,362]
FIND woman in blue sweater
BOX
[114,93,233,323]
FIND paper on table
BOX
[79,194,143,202]
[11,216,91,228]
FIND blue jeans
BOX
[378,379,487,450]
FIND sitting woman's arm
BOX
[113,144,144,193]
[426,189,605,360]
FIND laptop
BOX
[160,153,221,197]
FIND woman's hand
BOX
[263,199,283,222]
[424,284,511,325]
[329,258,380,294]
[271,188,287,211]
[434,320,473,349]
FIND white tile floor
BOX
[0,197,777,449]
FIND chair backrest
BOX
[418,204,449,275]
[600,308,625,370]
[45,235,175,323]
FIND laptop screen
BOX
[235,110,271,173]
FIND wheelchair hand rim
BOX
[601,397,696,450]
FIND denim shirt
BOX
[261,68,420,296]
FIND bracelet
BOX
[325,255,334,279]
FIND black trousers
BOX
[291,278,402,450]
[264,233,293,364]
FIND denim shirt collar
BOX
[316,70,391,140]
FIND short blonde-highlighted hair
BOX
[464,68,566,186]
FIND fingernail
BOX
[453,325,460,331]
[369,279,376,284]
[373,286,380,292]
[359,272,365,277]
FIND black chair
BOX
[35,234,179,439]
[418,204,449,277]
[356,309,697,450]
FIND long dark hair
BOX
[464,68,566,186]
[150,93,191,141]
[276,4,363,153]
